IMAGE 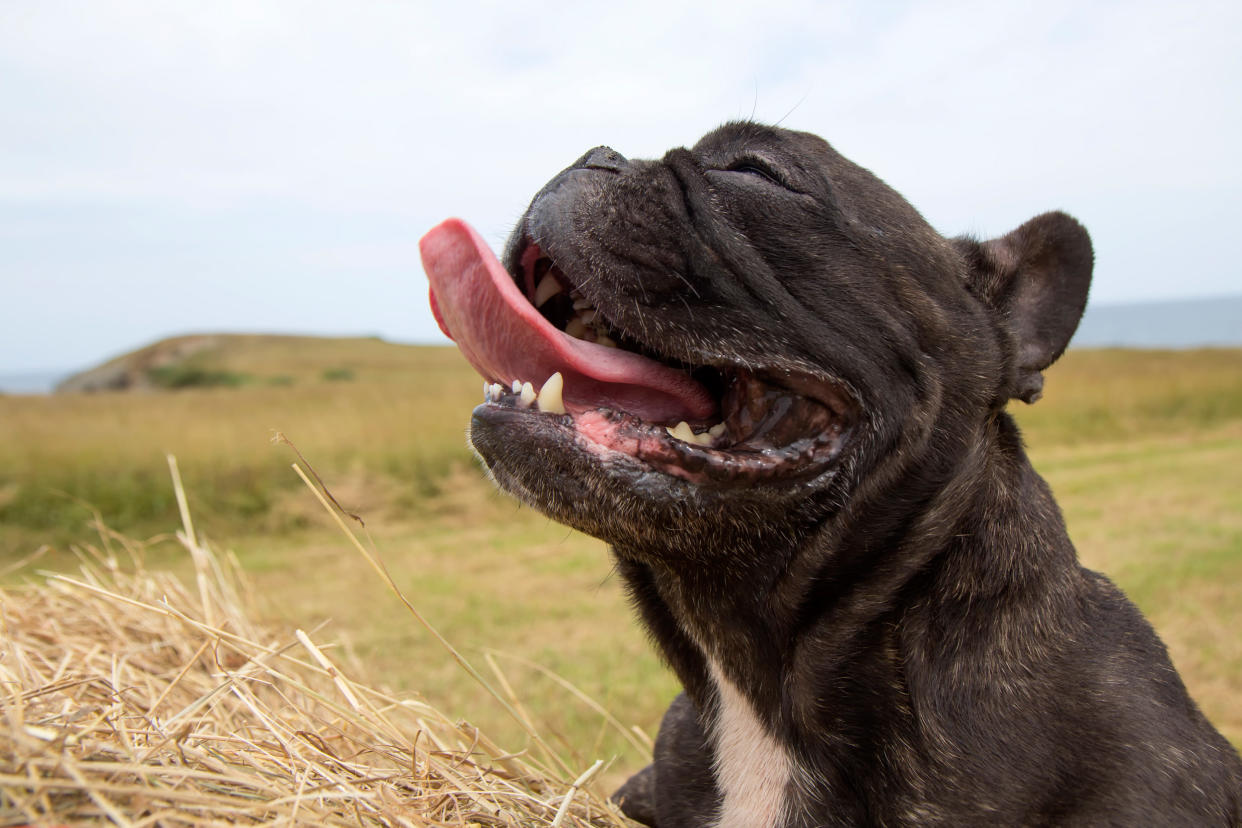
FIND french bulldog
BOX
[419,122,1242,826]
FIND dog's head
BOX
[421,122,1092,561]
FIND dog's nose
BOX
[577,146,628,172]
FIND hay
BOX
[0,461,633,826]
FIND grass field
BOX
[2,337,1239,788]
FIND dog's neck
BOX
[615,411,1080,754]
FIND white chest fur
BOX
[707,659,795,828]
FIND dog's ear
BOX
[956,211,1093,403]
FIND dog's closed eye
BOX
[724,156,786,187]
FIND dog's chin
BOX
[468,373,854,555]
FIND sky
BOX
[2,0,1240,375]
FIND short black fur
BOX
[468,122,1242,826]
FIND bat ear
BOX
[957,211,1093,403]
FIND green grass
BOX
[2,338,1239,784]
[148,362,253,389]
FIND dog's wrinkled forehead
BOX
[690,122,951,269]
[658,124,967,366]
[691,123,833,177]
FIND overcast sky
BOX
[2,0,1240,375]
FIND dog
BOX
[420,122,1242,826]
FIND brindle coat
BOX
[465,123,1242,826]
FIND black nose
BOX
[576,146,627,172]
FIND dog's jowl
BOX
[421,123,1242,826]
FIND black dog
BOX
[421,122,1242,826]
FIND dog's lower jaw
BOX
[469,410,840,564]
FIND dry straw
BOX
[0,456,633,826]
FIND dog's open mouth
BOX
[421,218,854,483]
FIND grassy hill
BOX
[2,336,1239,782]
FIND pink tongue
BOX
[420,218,715,423]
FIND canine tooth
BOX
[537,372,565,414]
[511,379,522,394]
[534,274,563,308]
[519,381,536,408]
[483,381,490,401]
[572,297,594,311]
[565,317,589,340]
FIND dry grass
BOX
[0,462,633,827]
[0,339,481,546]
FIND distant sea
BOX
[1071,294,1242,349]
[1,295,1239,395]
[0,370,70,395]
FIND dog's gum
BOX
[574,410,643,457]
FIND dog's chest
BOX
[707,658,796,828]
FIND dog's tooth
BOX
[595,333,617,348]
[519,381,536,408]
[667,421,696,443]
[572,297,594,311]
[483,381,490,401]
[708,423,727,439]
[666,421,718,446]
[511,379,522,394]
[533,274,563,308]
[489,383,504,402]
[579,309,598,324]
[537,372,565,414]
[565,317,589,340]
